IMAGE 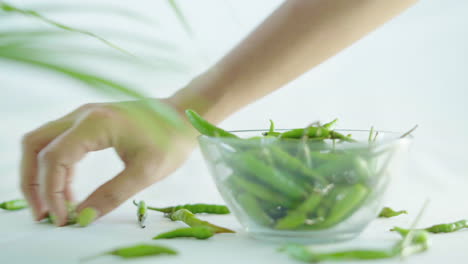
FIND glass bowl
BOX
[198,129,412,243]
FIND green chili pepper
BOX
[352,156,372,183]
[236,193,274,226]
[268,146,328,187]
[230,152,306,200]
[262,131,282,137]
[391,219,468,235]
[133,200,148,228]
[302,188,336,224]
[46,201,77,225]
[169,209,235,234]
[248,136,266,140]
[153,226,214,240]
[109,244,177,258]
[262,202,288,220]
[277,121,354,142]
[391,226,412,237]
[0,199,28,211]
[426,220,467,233]
[185,109,237,138]
[315,207,327,220]
[280,229,429,262]
[280,244,396,262]
[81,243,178,261]
[141,203,230,215]
[78,207,98,227]
[275,191,324,230]
[378,207,408,218]
[329,130,356,142]
[228,174,294,208]
[279,126,330,139]
[313,184,369,228]
[312,154,365,184]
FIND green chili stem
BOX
[400,125,418,138]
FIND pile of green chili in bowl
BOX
[187,110,413,243]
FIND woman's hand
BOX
[19,0,419,226]
[20,99,196,226]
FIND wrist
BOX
[167,68,235,124]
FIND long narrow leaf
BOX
[22,3,158,26]
[0,2,133,56]
[0,48,185,130]
[0,41,186,72]
[0,29,178,52]
[167,0,193,37]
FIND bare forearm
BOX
[171,0,418,122]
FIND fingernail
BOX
[32,207,43,221]
[34,212,42,221]
[78,207,98,227]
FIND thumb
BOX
[76,164,154,227]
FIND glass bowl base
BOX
[247,229,360,244]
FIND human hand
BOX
[20,99,196,226]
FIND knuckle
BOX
[20,183,32,196]
[44,191,61,204]
[21,131,38,149]
[76,103,97,113]
[38,148,59,164]
[21,121,63,152]
[85,107,117,122]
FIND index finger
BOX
[20,121,70,220]
[38,114,113,226]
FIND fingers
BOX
[64,178,75,202]
[20,121,70,220]
[76,161,157,226]
[38,110,115,226]
[20,104,97,221]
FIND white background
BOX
[1,0,467,263]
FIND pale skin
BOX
[20,0,419,226]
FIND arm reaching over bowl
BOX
[20,0,419,226]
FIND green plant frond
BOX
[0,2,134,56]
[0,43,187,72]
[19,3,158,26]
[0,1,192,137]
[45,47,188,72]
[0,29,179,52]
[167,0,193,37]
[0,49,186,129]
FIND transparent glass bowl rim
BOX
[198,129,413,148]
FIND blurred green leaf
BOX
[0,29,178,52]
[167,0,193,37]
[0,46,185,129]
[1,2,133,56]
[21,3,158,26]
[0,1,192,138]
